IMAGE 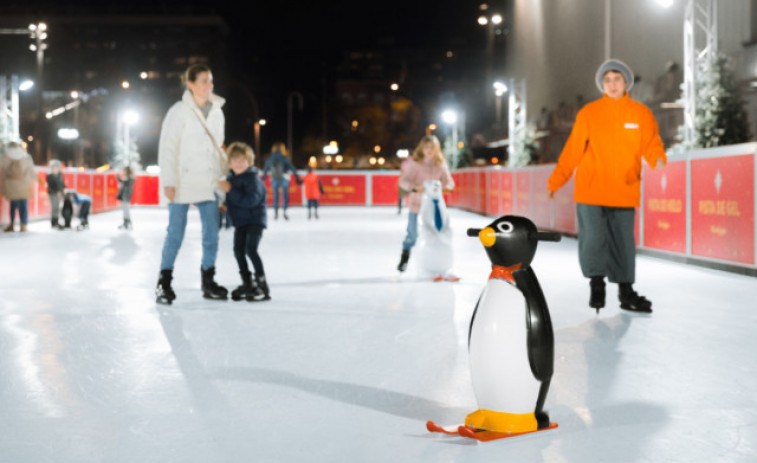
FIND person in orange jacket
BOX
[548,59,666,314]
[303,166,325,219]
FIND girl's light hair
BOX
[271,141,289,156]
[226,141,255,165]
[411,135,445,166]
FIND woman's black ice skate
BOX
[156,269,176,305]
[201,267,228,300]
[618,284,652,313]
[397,250,410,272]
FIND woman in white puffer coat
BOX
[155,64,229,305]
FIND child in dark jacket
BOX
[218,142,270,301]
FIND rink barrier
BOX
[448,142,757,272]
[2,144,754,271]
[0,167,160,224]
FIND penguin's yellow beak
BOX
[479,227,496,247]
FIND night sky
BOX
[2,0,494,160]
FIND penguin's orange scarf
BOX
[489,263,522,283]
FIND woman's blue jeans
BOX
[271,178,290,211]
[160,200,220,271]
[402,212,418,251]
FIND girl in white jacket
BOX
[155,64,229,304]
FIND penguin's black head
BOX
[466,215,561,267]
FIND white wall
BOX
[508,0,752,116]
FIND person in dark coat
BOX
[218,142,270,301]
[46,159,66,229]
[261,141,301,220]
[117,165,135,229]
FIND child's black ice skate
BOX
[76,221,89,231]
[250,274,270,301]
[201,267,228,300]
[231,271,258,301]
[156,270,176,305]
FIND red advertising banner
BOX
[514,170,531,217]
[449,172,460,206]
[132,176,160,206]
[486,169,500,216]
[36,171,51,217]
[371,174,400,205]
[531,169,552,229]
[690,154,755,264]
[76,172,92,195]
[458,171,469,210]
[92,174,106,212]
[264,174,303,207]
[319,175,366,205]
[475,170,487,215]
[499,170,514,216]
[642,161,686,253]
[106,173,119,207]
[63,171,75,190]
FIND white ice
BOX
[1,206,755,462]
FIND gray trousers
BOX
[576,203,636,284]
[49,194,61,220]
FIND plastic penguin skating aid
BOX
[427,215,561,441]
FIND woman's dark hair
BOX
[182,64,212,87]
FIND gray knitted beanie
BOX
[595,59,634,93]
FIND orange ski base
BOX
[427,420,558,442]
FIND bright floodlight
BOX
[655,0,674,7]
[493,81,508,96]
[478,16,488,26]
[396,149,410,159]
[57,128,80,140]
[19,80,34,91]
[123,110,139,126]
[441,110,458,125]
[491,14,503,25]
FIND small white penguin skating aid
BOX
[427,215,561,441]
[416,180,457,281]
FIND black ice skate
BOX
[251,274,270,301]
[156,269,176,305]
[589,276,606,313]
[231,271,261,301]
[397,249,410,272]
[618,283,652,313]
[201,267,228,300]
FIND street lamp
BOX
[493,80,508,126]
[29,22,47,160]
[254,118,266,160]
[121,109,139,167]
[441,109,459,168]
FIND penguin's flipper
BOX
[467,292,484,349]
[513,267,554,382]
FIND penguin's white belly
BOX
[469,279,540,414]
[417,205,453,275]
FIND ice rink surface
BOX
[1,206,755,462]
